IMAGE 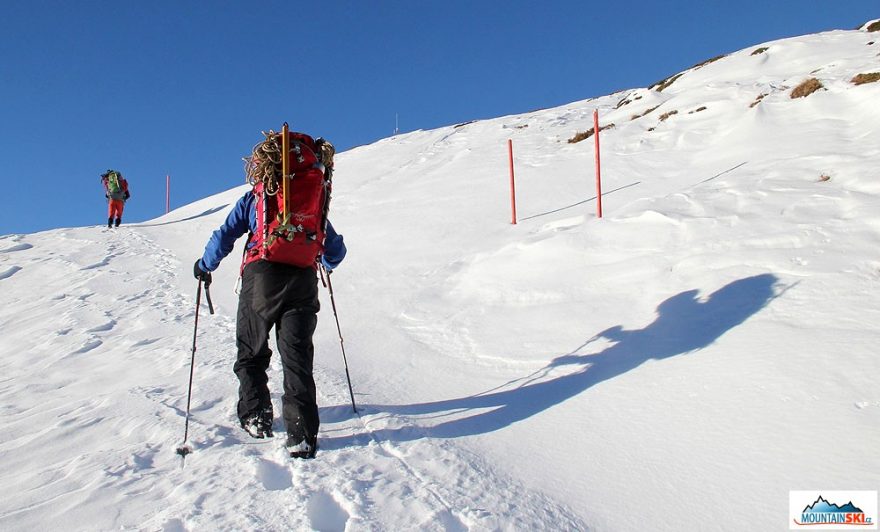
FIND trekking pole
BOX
[321,266,357,413]
[176,278,209,461]
[204,281,215,316]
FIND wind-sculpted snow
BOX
[1,22,879,531]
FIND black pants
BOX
[235,261,320,440]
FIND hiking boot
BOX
[241,415,267,439]
[285,434,317,459]
[240,408,274,439]
[114,217,121,227]
[107,217,113,228]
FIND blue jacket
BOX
[199,191,346,272]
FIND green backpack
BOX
[105,170,121,194]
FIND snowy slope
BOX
[1,22,879,531]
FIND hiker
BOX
[193,127,345,459]
[101,169,130,228]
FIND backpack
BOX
[241,126,332,270]
[105,170,121,194]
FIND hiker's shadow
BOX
[323,273,779,447]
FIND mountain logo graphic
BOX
[795,495,873,527]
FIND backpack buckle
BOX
[292,142,305,164]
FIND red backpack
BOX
[242,126,332,270]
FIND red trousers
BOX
[108,200,125,219]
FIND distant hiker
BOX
[101,169,130,228]
[193,126,345,459]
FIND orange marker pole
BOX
[508,139,517,224]
[594,109,603,218]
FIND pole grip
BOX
[204,283,215,315]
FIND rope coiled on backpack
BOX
[244,130,283,196]
[244,130,335,196]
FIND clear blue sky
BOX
[1,1,876,235]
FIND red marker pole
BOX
[508,139,517,224]
[594,110,603,218]
[166,174,170,214]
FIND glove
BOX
[193,259,212,285]
[320,255,337,272]
[105,194,109,199]
[124,191,130,200]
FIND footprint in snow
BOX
[0,266,22,280]
[159,518,186,532]
[80,255,115,270]
[307,491,350,532]
[68,339,103,355]
[255,458,293,491]
[87,320,117,333]
[131,337,161,347]
[0,242,33,253]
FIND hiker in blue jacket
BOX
[193,131,345,459]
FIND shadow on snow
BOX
[323,273,780,448]
[135,205,229,227]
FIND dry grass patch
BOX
[867,20,880,32]
[568,123,615,144]
[615,92,643,108]
[568,130,592,143]
[851,72,880,85]
[819,174,831,182]
[658,110,678,121]
[749,93,767,108]
[630,105,660,120]
[615,91,644,109]
[692,54,726,69]
[688,106,707,114]
[751,47,769,56]
[649,54,727,93]
[651,73,684,92]
[791,78,823,99]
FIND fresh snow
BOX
[1,24,879,531]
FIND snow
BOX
[1,24,879,531]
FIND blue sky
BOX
[1,1,876,235]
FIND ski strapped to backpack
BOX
[109,172,120,193]
[102,170,121,194]
[241,123,334,270]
